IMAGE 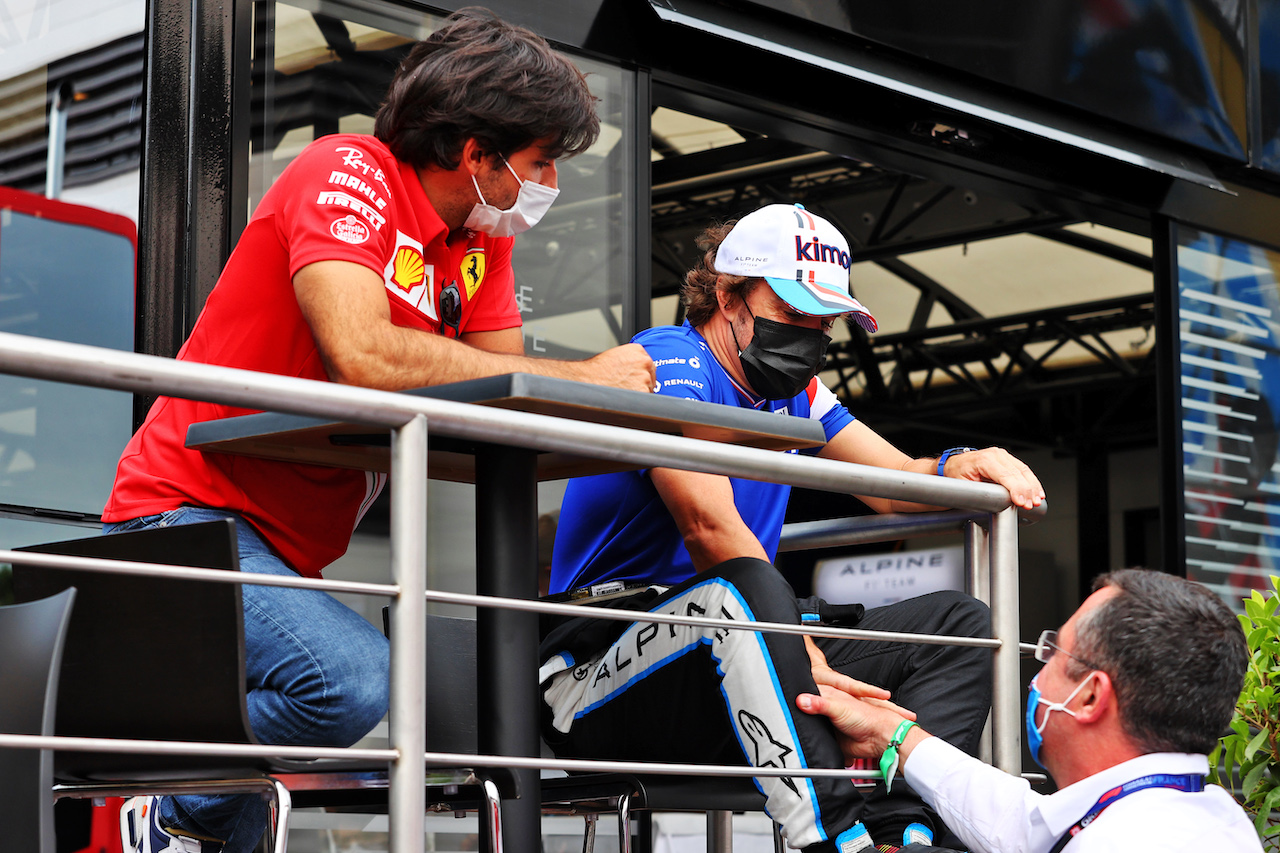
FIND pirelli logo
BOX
[316,191,386,232]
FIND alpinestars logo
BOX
[738,710,798,795]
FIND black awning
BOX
[645,0,1229,194]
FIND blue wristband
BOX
[936,446,977,477]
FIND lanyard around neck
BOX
[1048,773,1204,853]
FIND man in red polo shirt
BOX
[108,10,653,853]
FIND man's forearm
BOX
[325,323,653,393]
[650,467,769,573]
[294,260,654,393]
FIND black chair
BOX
[12,520,294,850]
[11,520,504,853]
[0,587,77,853]
[541,772,778,853]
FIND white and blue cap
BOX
[715,203,878,332]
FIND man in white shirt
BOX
[796,568,1261,853]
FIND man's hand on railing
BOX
[940,446,1045,512]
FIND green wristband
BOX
[878,719,918,792]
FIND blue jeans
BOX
[105,507,390,852]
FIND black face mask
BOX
[735,309,831,400]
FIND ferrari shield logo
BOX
[461,249,486,299]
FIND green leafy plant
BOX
[1210,575,1280,848]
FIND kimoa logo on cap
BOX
[795,236,851,269]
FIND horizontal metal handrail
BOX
[0,732,395,762]
[422,588,1001,648]
[779,507,1044,552]
[0,549,400,597]
[0,733,877,780]
[0,548,999,647]
[421,752,881,781]
[5,732,1050,784]
[0,332,1037,515]
[0,330,1033,846]
[779,509,990,551]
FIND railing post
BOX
[475,444,542,853]
[388,414,428,853]
[988,506,1021,775]
[964,519,994,764]
[964,519,990,604]
[707,810,733,853]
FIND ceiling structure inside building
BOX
[647,108,1158,458]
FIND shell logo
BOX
[391,246,426,292]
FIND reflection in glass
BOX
[0,1,142,521]
[1258,0,1280,172]
[1177,226,1280,606]
[250,1,636,357]
[511,53,635,358]
[0,198,135,513]
[740,0,1247,160]
[247,3,638,598]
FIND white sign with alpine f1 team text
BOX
[813,546,964,608]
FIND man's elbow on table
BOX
[316,343,390,388]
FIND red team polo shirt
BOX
[103,134,522,577]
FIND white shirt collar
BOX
[1035,752,1209,837]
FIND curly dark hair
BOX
[681,220,760,327]
[1068,569,1248,755]
[374,8,600,170]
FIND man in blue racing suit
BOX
[540,204,1045,853]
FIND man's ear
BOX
[460,138,495,176]
[1073,671,1113,725]
[715,277,737,316]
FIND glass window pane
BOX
[247,2,637,596]
[1176,225,1280,606]
[0,198,135,513]
[249,1,636,355]
[0,1,142,522]
[513,54,636,357]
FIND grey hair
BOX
[1067,568,1246,754]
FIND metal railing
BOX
[0,330,1038,853]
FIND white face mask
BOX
[463,158,559,237]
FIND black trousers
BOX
[540,558,991,850]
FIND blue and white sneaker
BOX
[120,796,209,853]
[872,823,965,853]
[835,823,874,853]
[902,824,934,846]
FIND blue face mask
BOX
[1025,671,1097,768]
